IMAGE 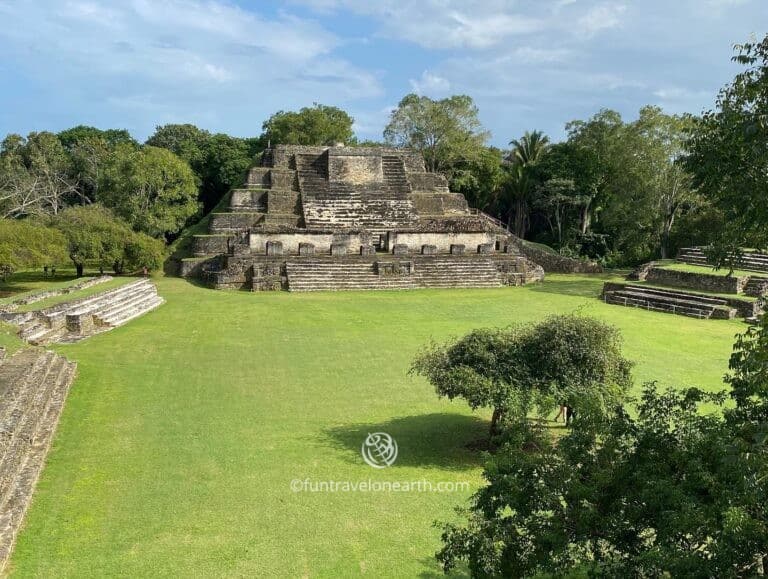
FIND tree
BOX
[100,145,199,239]
[0,219,67,280]
[58,125,138,203]
[384,94,489,174]
[52,205,163,276]
[0,132,81,217]
[449,146,505,212]
[261,104,356,147]
[410,315,632,438]
[685,35,768,269]
[146,124,260,212]
[436,318,768,578]
[504,130,550,238]
[606,106,699,259]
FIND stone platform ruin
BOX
[185,145,544,291]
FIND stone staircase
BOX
[11,279,164,345]
[0,348,77,573]
[296,153,329,195]
[744,276,768,297]
[603,284,735,319]
[678,247,768,273]
[381,155,411,195]
[285,256,504,292]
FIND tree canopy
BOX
[261,104,356,147]
[411,315,632,437]
[384,94,489,174]
[437,316,768,578]
[100,145,200,239]
[685,37,768,268]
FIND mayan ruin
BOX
[185,145,545,291]
[1,4,766,576]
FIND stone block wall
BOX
[386,231,496,253]
[192,235,229,256]
[645,267,747,294]
[267,191,302,214]
[249,232,366,254]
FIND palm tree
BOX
[506,131,550,238]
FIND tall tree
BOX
[0,132,81,217]
[384,94,489,174]
[504,130,550,238]
[685,35,768,268]
[99,145,199,239]
[261,104,356,147]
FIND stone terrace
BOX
[2,279,164,345]
[0,348,77,573]
[678,247,768,273]
[188,144,547,292]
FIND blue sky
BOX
[0,0,765,147]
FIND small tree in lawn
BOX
[410,327,528,438]
[436,317,768,578]
[410,315,633,438]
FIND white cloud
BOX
[0,0,382,138]
[409,71,451,95]
[575,2,627,38]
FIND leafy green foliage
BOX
[0,219,67,279]
[384,94,489,174]
[146,124,260,213]
[411,315,632,436]
[52,204,164,275]
[261,104,356,146]
[685,35,768,269]
[100,145,199,239]
[438,317,768,578]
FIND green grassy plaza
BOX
[5,274,743,577]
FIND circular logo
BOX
[361,432,398,469]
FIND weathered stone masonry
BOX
[188,145,547,291]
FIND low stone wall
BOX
[509,238,602,274]
[179,256,222,278]
[645,267,747,294]
[192,235,229,256]
[602,281,760,318]
[385,231,496,253]
[249,232,366,255]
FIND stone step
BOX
[623,284,728,306]
[604,294,715,319]
[90,287,158,321]
[0,354,66,496]
[95,294,164,327]
[617,289,726,311]
[0,353,76,572]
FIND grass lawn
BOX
[656,260,759,278]
[8,274,745,577]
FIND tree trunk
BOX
[490,407,503,438]
[660,212,675,259]
[580,200,592,235]
[75,263,84,277]
[514,197,526,238]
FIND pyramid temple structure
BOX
[184,145,547,291]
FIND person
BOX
[554,404,567,423]
[51,266,56,277]
[142,266,148,277]
[43,265,49,277]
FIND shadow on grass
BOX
[323,413,489,471]
[417,556,471,579]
